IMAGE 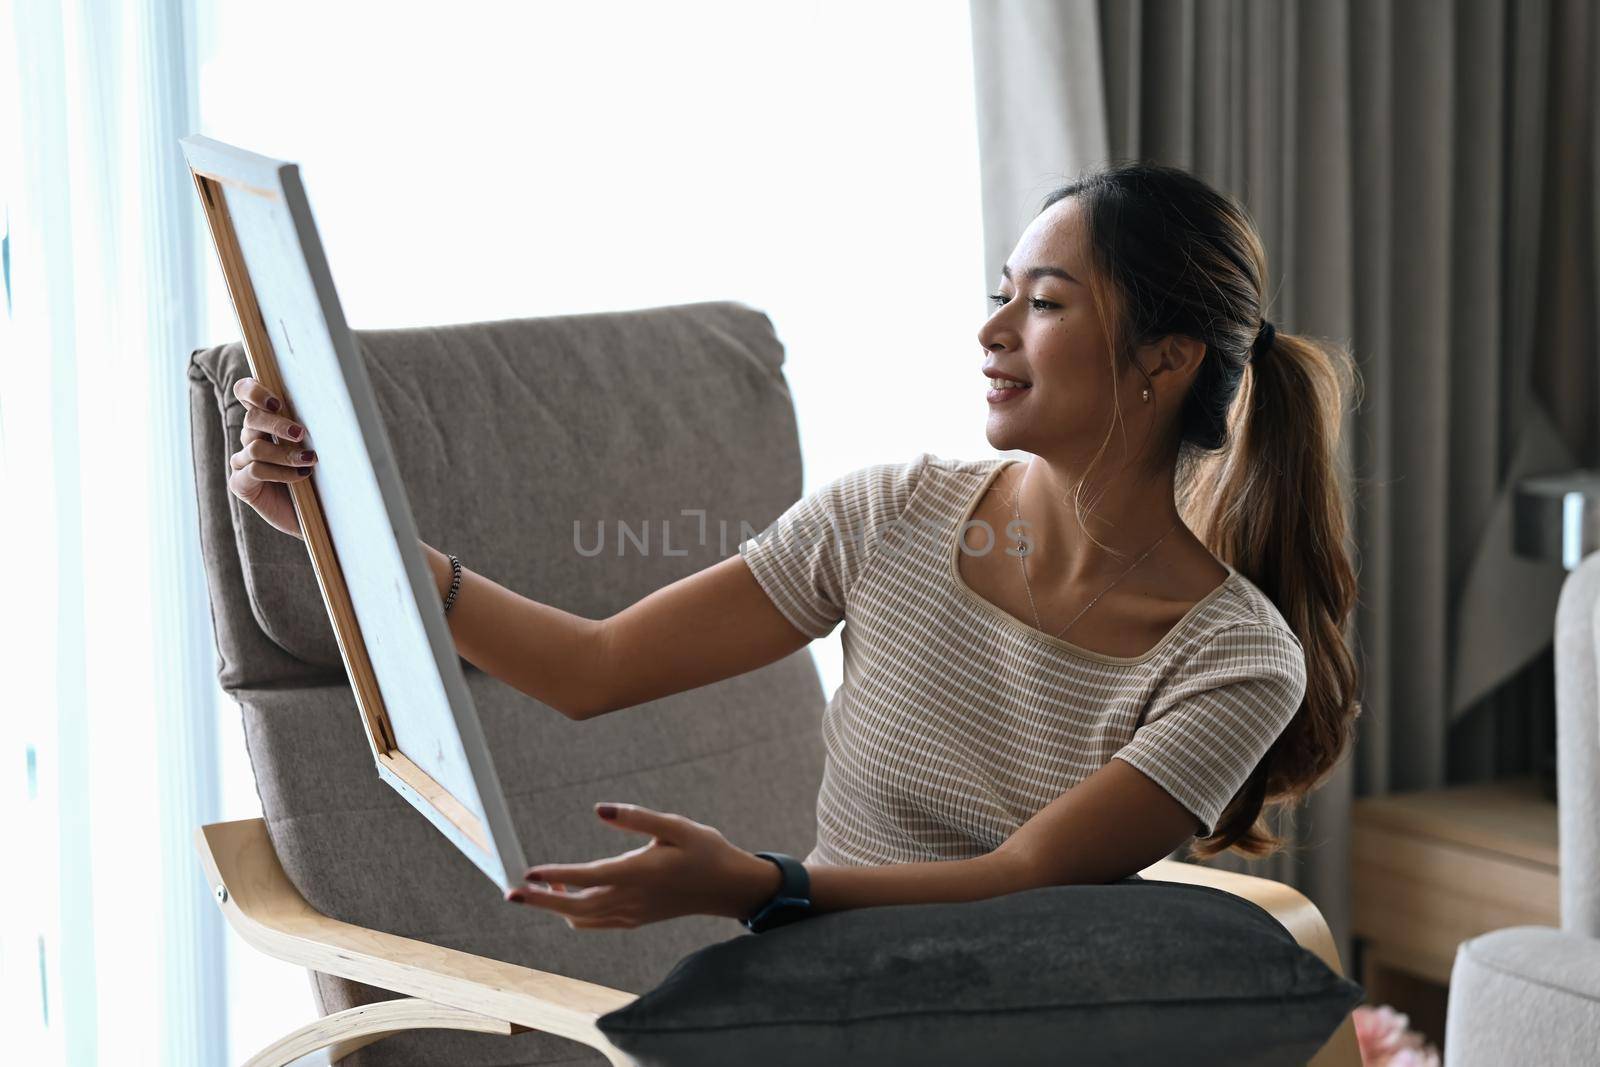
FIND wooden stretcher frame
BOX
[181,134,526,890]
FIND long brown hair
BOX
[1039,162,1363,860]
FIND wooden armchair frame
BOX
[199,819,1361,1067]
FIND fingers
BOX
[240,405,307,448]
[506,803,697,930]
[233,377,306,447]
[229,440,317,497]
[228,460,314,487]
[506,881,613,916]
[230,435,317,473]
[228,465,311,505]
[228,377,313,483]
[509,884,637,929]
[523,857,634,889]
[228,433,316,488]
[595,803,688,842]
[233,375,281,414]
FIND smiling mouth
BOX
[986,377,1031,405]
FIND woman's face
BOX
[977,197,1151,463]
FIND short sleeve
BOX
[737,452,931,640]
[1111,623,1307,838]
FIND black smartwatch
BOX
[742,851,813,933]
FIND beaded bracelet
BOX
[443,554,463,615]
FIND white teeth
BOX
[987,377,1030,389]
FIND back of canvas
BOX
[181,134,525,889]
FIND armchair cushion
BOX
[595,877,1364,1066]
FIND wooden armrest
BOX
[1139,858,1344,975]
[1139,858,1363,1067]
[195,818,638,1064]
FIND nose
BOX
[978,316,1011,354]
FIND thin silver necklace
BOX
[1008,463,1182,640]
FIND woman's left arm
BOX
[508,758,1197,930]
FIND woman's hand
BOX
[228,377,317,540]
[508,803,782,929]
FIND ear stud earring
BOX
[1141,387,1151,402]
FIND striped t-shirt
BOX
[738,451,1307,867]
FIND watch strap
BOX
[742,851,812,933]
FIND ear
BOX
[1142,334,1207,385]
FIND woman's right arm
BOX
[421,543,813,721]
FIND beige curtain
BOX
[969,0,1598,966]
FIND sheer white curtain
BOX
[0,0,224,1063]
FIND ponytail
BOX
[1177,327,1363,859]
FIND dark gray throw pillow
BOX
[596,877,1364,1067]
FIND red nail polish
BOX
[597,804,617,819]
[266,397,280,412]
[288,425,303,440]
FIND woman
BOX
[228,161,1361,933]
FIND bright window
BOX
[195,2,987,1058]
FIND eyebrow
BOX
[1001,263,1081,285]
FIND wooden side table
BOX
[1351,777,1560,1051]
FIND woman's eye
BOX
[987,292,1056,311]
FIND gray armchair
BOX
[186,300,1358,1065]
[1443,552,1600,1064]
